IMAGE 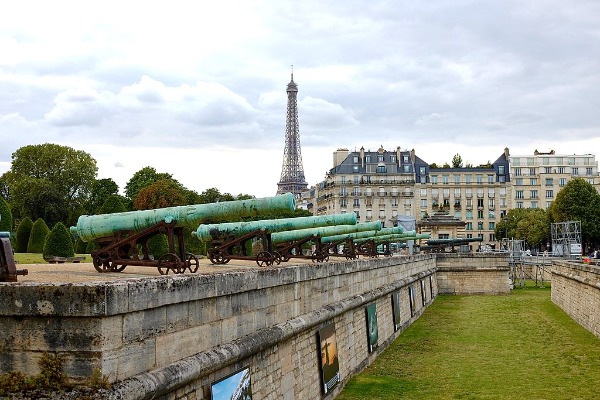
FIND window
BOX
[514,168,522,176]
[403,155,409,163]
[340,198,347,207]
[443,188,450,198]
[488,175,494,183]
[544,167,551,173]
[500,198,507,207]
[454,188,461,197]
[377,165,387,173]
[498,165,505,174]
[420,210,427,218]
[477,210,484,219]
[420,199,427,208]
[489,233,495,242]
[431,175,438,184]
[354,175,359,184]
[466,198,473,208]
[488,188,495,197]
[515,178,523,185]
[466,188,473,198]
[467,234,473,239]
[477,188,483,198]
[546,201,552,208]
[431,189,439,198]
[499,187,506,197]
[403,165,410,173]
[477,198,484,207]
[489,210,495,218]
[454,175,460,184]
[340,187,346,196]
[530,178,537,186]
[419,166,426,175]
[545,178,553,186]
[559,178,567,187]
[465,175,472,184]
[466,210,473,219]
[488,198,495,208]
[529,168,536,175]
[353,198,360,207]
[466,222,473,230]
[391,198,398,207]
[516,190,524,199]
[442,175,449,184]
[378,155,384,162]
[586,167,593,175]
[517,201,523,208]
[454,211,461,218]
[420,188,427,197]
[542,158,549,165]
[530,190,538,199]
[572,167,579,176]
[353,165,359,172]
[390,155,396,163]
[531,201,538,209]
[527,158,534,166]
[476,175,483,184]
[489,222,495,230]
[546,190,553,198]
[353,187,360,196]
[353,156,359,163]
[558,167,565,174]
[365,155,371,163]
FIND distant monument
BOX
[277,67,308,198]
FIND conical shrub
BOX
[15,217,33,252]
[43,222,75,258]
[27,218,50,253]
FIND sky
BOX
[1,0,599,198]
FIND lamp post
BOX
[478,221,483,251]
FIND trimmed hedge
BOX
[43,222,75,258]
[15,217,33,253]
[27,218,50,253]
[0,196,12,232]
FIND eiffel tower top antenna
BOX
[276,67,308,198]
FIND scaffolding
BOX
[501,238,525,288]
[551,221,582,259]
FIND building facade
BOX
[313,146,512,248]
[508,150,599,210]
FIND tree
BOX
[495,208,529,240]
[451,154,463,168]
[516,209,550,249]
[197,187,235,204]
[86,178,120,214]
[27,218,50,253]
[15,217,33,253]
[548,178,600,250]
[43,222,75,258]
[125,167,173,201]
[133,179,189,210]
[0,195,12,232]
[98,195,128,214]
[4,144,97,225]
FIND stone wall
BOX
[551,261,600,339]
[435,253,510,294]
[0,255,438,400]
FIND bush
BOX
[0,195,12,232]
[15,217,33,252]
[146,234,169,259]
[75,237,88,254]
[43,222,75,258]
[98,194,127,214]
[27,218,50,253]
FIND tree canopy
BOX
[451,154,463,168]
[125,166,173,201]
[3,144,97,226]
[86,178,120,214]
[494,207,550,248]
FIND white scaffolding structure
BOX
[551,221,582,259]
[501,238,525,288]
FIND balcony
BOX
[378,192,388,197]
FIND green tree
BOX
[86,178,119,214]
[495,208,529,240]
[548,178,600,250]
[98,194,128,214]
[15,217,33,252]
[124,167,173,201]
[0,195,12,232]
[43,222,75,258]
[4,144,97,225]
[198,187,235,204]
[451,154,463,168]
[27,218,50,253]
[516,208,550,249]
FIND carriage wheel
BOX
[256,251,273,267]
[186,253,199,273]
[273,251,283,265]
[110,262,127,272]
[158,253,181,275]
[92,252,111,273]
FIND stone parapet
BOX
[435,253,511,294]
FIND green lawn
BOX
[338,284,600,400]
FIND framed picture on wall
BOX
[409,285,415,317]
[365,303,379,352]
[420,279,427,306]
[391,291,401,331]
[429,275,434,298]
[318,322,340,395]
[211,367,252,400]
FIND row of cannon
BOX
[68,193,429,274]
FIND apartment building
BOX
[508,150,599,210]
[313,146,511,248]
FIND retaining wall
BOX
[551,261,600,339]
[435,253,511,294]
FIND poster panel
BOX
[366,303,379,352]
[391,291,401,331]
[211,367,252,400]
[318,322,340,395]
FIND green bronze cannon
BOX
[70,193,296,274]
[320,227,415,259]
[194,213,358,266]
[422,237,484,253]
[271,221,382,263]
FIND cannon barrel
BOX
[0,232,9,239]
[321,227,411,243]
[356,233,430,243]
[71,193,296,242]
[271,221,381,244]
[426,237,483,245]
[193,213,357,241]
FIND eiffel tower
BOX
[277,68,308,197]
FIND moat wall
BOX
[551,261,600,339]
[0,254,509,399]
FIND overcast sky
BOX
[1,0,599,198]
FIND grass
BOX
[13,253,89,264]
[337,283,600,400]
